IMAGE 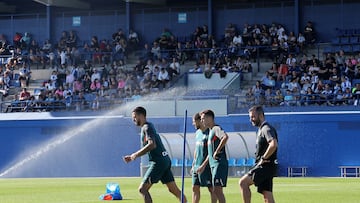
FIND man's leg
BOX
[165,181,188,203]
[262,191,275,203]
[192,185,200,203]
[213,185,226,203]
[138,182,153,203]
[239,175,254,203]
[207,187,217,203]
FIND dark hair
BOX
[249,105,264,116]
[132,106,146,117]
[193,112,201,121]
[200,109,215,119]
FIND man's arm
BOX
[123,138,156,163]
[197,156,209,174]
[259,138,278,165]
[213,132,229,160]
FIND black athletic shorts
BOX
[247,163,277,193]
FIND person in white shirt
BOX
[233,34,243,47]
[169,57,180,76]
[158,67,169,89]
[91,68,101,82]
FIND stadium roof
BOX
[0,0,251,14]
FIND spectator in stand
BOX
[13,32,22,49]
[158,67,170,89]
[232,33,243,48]
[328,67,341,86]
[283,89,296,106]
[169,57,180,77]
[128,29,139,53]
[81,43,93,63]
[352,83,360,106]
[287,77,301,92]
[58,31,68,50]
[73,91,88,111]
[18,63,31,88]
[252,80,264,105]
[73,78,84,94]
[304,21,316,45]
[245,87,255,106]
[41,39,52,54]
[158,28,173,49]
[63,84,73,99]
[90,78,101,92]
[139,73,152,94]
[260,71,275,90]
[300,78,312,95]
[343,87,353,105]
[54,85,64,99]
[277,63,288,82]
[175,42,187,65]
[273,89,284,106]
[297,32,306,53]
[301,87,317,106]
[242,23,252,45]
[189,63,202,73]
[224,23,237,46]
[150,74,160,91]
[287,31,297,53]
[91,93,101,111]
[125,74,140,94]
[270,38,280,62]
[112,29,126,45]
[19,87,31,104]
[151,41,161,60]
[319,83,334,105]
[333,89,345,105]
[264,88,275,106]
[345,61,356,80]
[66,30,77,48]
[317,63,330,81]
[82,73,92,93]
[90,68,101,82]
[20,32,31,50]
[65,70,75,89]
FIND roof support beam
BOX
[33,0,90,9]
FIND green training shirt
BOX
[141,122,170,164]
[193,128,209,171]
[207,125,227,167]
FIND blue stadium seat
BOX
[339,36,349,44]
[341,45,353,53]
[352,79,360,85]
[185,158,193,167]
[331,37,340,45]
[245,157,256,167]
[228,158,237,167]
[236,158,246,166]
[171,158,178,166]
[177,158,184,166]
[350,36,359,44]
[353,44,360,53]
[323,46,334,54]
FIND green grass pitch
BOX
[0,177,359,203]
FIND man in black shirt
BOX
[239,105,278,203]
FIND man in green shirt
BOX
[200,109,229,203]
[191,112,217,203]
[123,106,187,203]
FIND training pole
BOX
[181,110,187,203]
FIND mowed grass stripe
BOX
[0,177,359,203]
